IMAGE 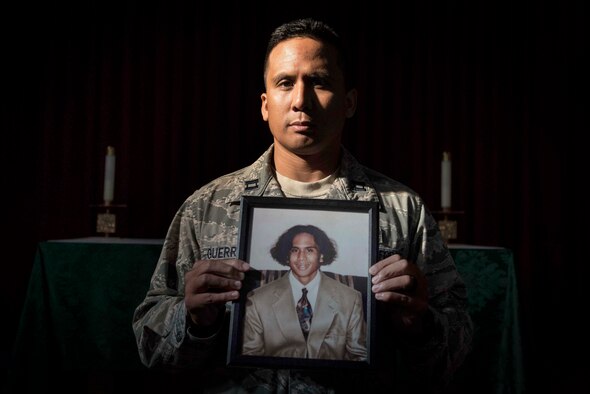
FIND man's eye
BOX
[311,77,329,88]
[278,80,294,88]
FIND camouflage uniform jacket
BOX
[132,144,472,393]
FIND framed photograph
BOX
[227,196,379,369]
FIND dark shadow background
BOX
[2,1,587,392]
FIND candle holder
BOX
[90,203,128,237]
[432,209,464,244]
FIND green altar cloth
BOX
[448,245,524,394]
[7,239,523,393]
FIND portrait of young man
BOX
[241,224,367,361]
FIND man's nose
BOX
[292,82,312,111]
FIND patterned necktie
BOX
[296,288,313,339]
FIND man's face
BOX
[261,37,357,157]
[288,232,322,284]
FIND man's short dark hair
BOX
[263,18,352,89]
[270,224,338,266]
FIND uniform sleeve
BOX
[403,203,474,387]
[131,208,227,368]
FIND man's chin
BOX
[274,136,339,158]
[286,141,324,156]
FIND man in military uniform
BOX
[133,18,472,393]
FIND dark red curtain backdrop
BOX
[3,1,586,392]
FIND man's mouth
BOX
[289,120,314,132]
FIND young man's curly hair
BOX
[270,224,338,266]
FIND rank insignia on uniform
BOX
[245,180,259,190]
[353,183,367,191]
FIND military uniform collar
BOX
[225,144,381,205]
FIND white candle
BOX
[441,151,451,209]
[103,146,116,205]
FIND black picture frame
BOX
[227,196,379,369]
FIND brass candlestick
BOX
[91,203,127,237]
[432,208,464,244]
[97,207,116,236]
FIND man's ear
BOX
[345,88,357,118]
[320,254,324,263]
[261,92,269,121]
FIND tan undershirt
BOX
[275,170,337,198]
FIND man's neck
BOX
[273,143,341,182]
